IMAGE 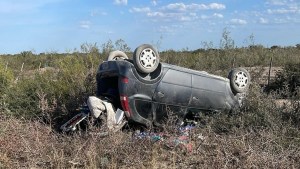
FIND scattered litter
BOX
[197,133,205,141]
[133,125,196,152]
[115,109,124,125]
[61,97,127,133]
[60,109,89,132]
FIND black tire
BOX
[228,68,251,93]
[133,44,160,73]
[107,50,128,61]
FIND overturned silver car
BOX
[61,44,250,132]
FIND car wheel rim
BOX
[234,71,248,89]
[139,48,157,69]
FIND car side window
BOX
[162,69,191,87]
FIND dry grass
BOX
[1,42,300,168]
[1,114,300,168]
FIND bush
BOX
[0,60,14,92]
[0,60,14,114]
[1,39,300,168]
[272,62,300,98]
[1,52,100,121]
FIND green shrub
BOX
[4,71,59,117]
[0,60,14,93]
[205,83,299,134]
[271,62,300,98]
[0,60,14,114]
[2,52,100,119]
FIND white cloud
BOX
[129,7,151,13]
[271,16,300,24]
[165,3,186,11]
[139,2,225,23]
[209,3,226,10]
[230,19,247,25]
[151,0,157,6]
[199,13,223,19]
[157,26,173,33]
[273,18,288,23]
[266,0,300,9]
[80,21,91,29]
[179,16,192,21]
[266,0,289,6]
[189,13,197,16]
[114,0,127,6]
[265,0,300,14]
[259,17,269,24]
[213,13,223,18]
[251,11,263,17]
[267,8,299,14]
[163,2,225,12]
[146,11,200,22]
[147,11,164,17]
[156,24,183,33]
[126,2,226,28]
[288,3,300,10]
[164,3,225,11]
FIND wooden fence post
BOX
[20,62,24,72]
[15,63,25,82]
[267,56,273,86]
[232,57,235,68]
[5,62,8,72]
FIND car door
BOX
[153,69,192,119]
[190,74,226,111]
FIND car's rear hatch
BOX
[96,60,133,117]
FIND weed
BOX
[1,36,300,168]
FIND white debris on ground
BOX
[87,96,126,132]
[87,96,105,118]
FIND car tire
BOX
[107,50,128,61]
[228,68,251,93]
[133,44,160,73]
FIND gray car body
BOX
[96,60,241,126]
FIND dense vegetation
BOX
[0,35,300,168]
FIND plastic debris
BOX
[133,125,196,152]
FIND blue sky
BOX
[0,0,300,54]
